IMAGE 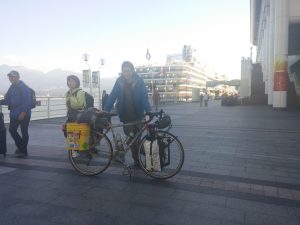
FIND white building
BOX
[250,0,300,108]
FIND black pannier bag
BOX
[0,113,7,157]
[76,108,109,131]
[76,108,110,146]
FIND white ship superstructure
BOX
[136,45,211,102]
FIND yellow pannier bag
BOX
[66,123,90,150]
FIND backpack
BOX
[29,88,37,109]
[13,84,36,109]
[74,90,94,109]
[84,92,94,108]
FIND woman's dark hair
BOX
[67,75,80,88]
[121,61,135,72]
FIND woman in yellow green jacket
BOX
[65,75,86,121]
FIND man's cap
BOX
[7,70,20,77]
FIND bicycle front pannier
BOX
[144,139,161,172]
[157,136,170,168]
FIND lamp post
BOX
[146,48,154,106]
[82,53,92,95]
[165,78,167,104]
[98,58,105,109]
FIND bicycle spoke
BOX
[138,130,184,179]
[69,133,113,176]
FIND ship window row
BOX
[136,66,204,74]
[144,79,205,86]
[140,73,207,80]
[146,85,201,93]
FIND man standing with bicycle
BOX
[104,61,151,167]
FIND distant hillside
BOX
[0,65,116,97]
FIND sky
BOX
[0,0,250,80]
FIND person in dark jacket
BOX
[101,90,108,110]
[152,87,160,111]
[104,61,151,166]
[0,70,31,157]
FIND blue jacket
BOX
[104,73,151,122]
[0,81,31,119]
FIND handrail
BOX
[0,96,101,123]
[0,94,181,123]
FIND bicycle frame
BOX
[102,119,148,154]
[101,114,172,149]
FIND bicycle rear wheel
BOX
[69,132,113,176]
[138,130,184,179]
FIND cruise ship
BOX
[136,45,212,103]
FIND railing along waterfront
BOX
[0,95,182,123]
[0,96,101,123]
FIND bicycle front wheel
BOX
[138,130,184,180]
[68,132,113,176]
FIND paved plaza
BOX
[0,100,300,225]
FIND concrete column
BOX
[273,0,289,108]
[264,14,270,95]
[268,0,275,105]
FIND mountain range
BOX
[0,64,116,97]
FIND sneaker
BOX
[71,151,80,158]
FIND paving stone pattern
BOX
[0,101,300,225]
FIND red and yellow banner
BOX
[274,71,287,91]
[273,56,287,91]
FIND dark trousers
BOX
[204,100,208,107]
[9,115,31,153]
[154,102,158,111]
[123,122,142,163]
